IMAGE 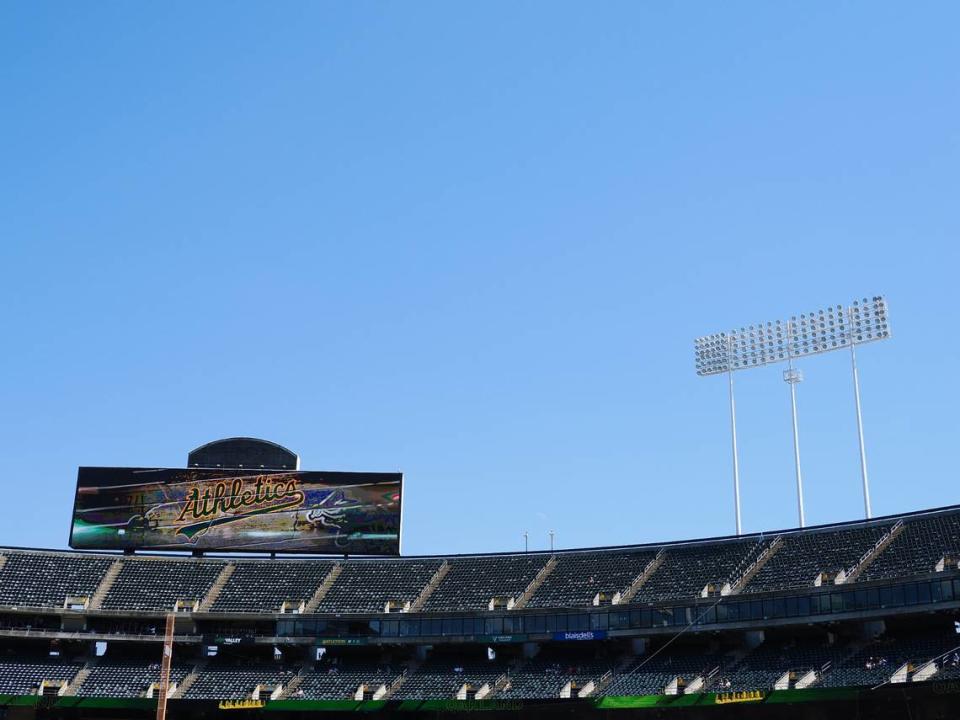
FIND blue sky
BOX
[1,2,958,555]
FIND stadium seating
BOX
[0,508,958,619]
[743,524,891,594]
[0,627,956,700]
[422,555,548,612]
[0,552,113,608]
[605,647,732,696]
[0,658,82,694]
[294,659,403,699]
[76,662,191,697]
[723,640,844,692]
[862,511,960,582]
[526,550,660,608]
[818,633,960,688]
[102,559,226,611]
[392,657,507,700]
[500,656,614,698]
[210,560,336,613]
[1,507,960,702]
[183,661,296,700]
[937,650,960,680]
[315,559,443,614]
[632,540,760,602]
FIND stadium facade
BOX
[1,440,959,718]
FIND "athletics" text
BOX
[176,476,305,523]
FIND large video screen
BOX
[70,467,402,555]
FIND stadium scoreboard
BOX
[69,466,402,555]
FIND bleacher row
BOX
[1,507,958,614]
[2,631,959,699]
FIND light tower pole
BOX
[783,318,806,527]
[728,357,742,536]
[850,338,871,518]
[847,301,883,518]
[783,359,805,527]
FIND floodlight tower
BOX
[694,333,745,534]
[695,296,890,531]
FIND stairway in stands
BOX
[62,660,95,696]
[380,660,419,700]
[409,561,450,612]
[89,560,124,609]
[837,521,905,584]
[303,564,343,613]
[279,663,309,699]
[724,536,784,595]
[199,563,235,611]
[513,556,557,609]
[171,660,207,699]
[617,549,667,604]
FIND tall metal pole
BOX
[784,322,806,527]
[727,339,742,535]
[784,361,806,527]
[849,313,872,518]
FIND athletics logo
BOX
[175,475,305,538]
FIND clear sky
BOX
[1,2,958,556]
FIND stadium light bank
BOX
[694,296,891,535]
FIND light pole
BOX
[696,296,890,530]
[783,319,805,527]
[846,299,890,518]
[727,348,742,536]
[850,335,871,518]
[783,362,805,527]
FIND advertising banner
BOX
[552,631,607,642]
[70,467,402,554]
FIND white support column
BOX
[784,361,805,528]
[850,337,872,519]
[728,367,742,536]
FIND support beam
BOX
[156,613,175,720]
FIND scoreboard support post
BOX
[156,613,175,720]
